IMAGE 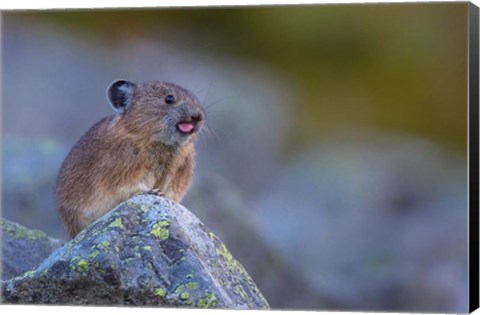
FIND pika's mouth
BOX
[175,111,204,136]
[177,122,196,134]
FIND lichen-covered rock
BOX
[1,219,64,280]
[1,195,269,309]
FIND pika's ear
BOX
[106,79,137,114]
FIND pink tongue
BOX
[178,123,194,133]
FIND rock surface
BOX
[253,137,468,312]
[1,220,64,280]
[1,195,269,309]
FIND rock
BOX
[185,172,331,309]
[2,137,69,239]
[1,220,64,280]
[252,135,468,312]
[1,195,269,309]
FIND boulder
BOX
[1,195,269,309]
[253,137,468,312]
[185,172,330,309]
[1,220,64,280]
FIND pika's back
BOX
[56,79,205,238]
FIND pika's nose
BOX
[189,112,204,123]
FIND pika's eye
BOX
[165,94,175,104]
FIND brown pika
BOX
[55,79,205,238]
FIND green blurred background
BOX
[1,3,469,312]
[18,3,468,151]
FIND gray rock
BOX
[1,220,64,280]
[252,135,468,312]
[1,195,269,309]
[185,172,331,309]
[2,137,69,239]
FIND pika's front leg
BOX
[140,188,165,197]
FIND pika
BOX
[55,79,205,238]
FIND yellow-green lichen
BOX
[174,284,184,294]
[1,220,48,241]
[109,217,124,229]
[185,282,199,290]
[154,287,166,298]
[208,232,215,240]
[215,243,236,272]
[89,250,100,259]
[234,284,248,302]
[77,260,89,272]
[214,242,270,307]
[197,292,218,308]
[71,257,89,273]
[96,241,110,252]
[93,262,107,274]
[16,269,36,280]
[180,292,190,300]
[150,221,170,240]
[216,242,255,282]
[142,246,152,251]
[23,270,35,277]
[173,282,198,300]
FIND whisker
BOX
[198,124,218,146]
[204,95,234,109]
[203,120,235,147]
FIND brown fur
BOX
[56,81,203,238]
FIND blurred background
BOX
[1,3,469,312]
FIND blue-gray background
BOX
[1,3,469,312]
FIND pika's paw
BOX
[143,188,165,197]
